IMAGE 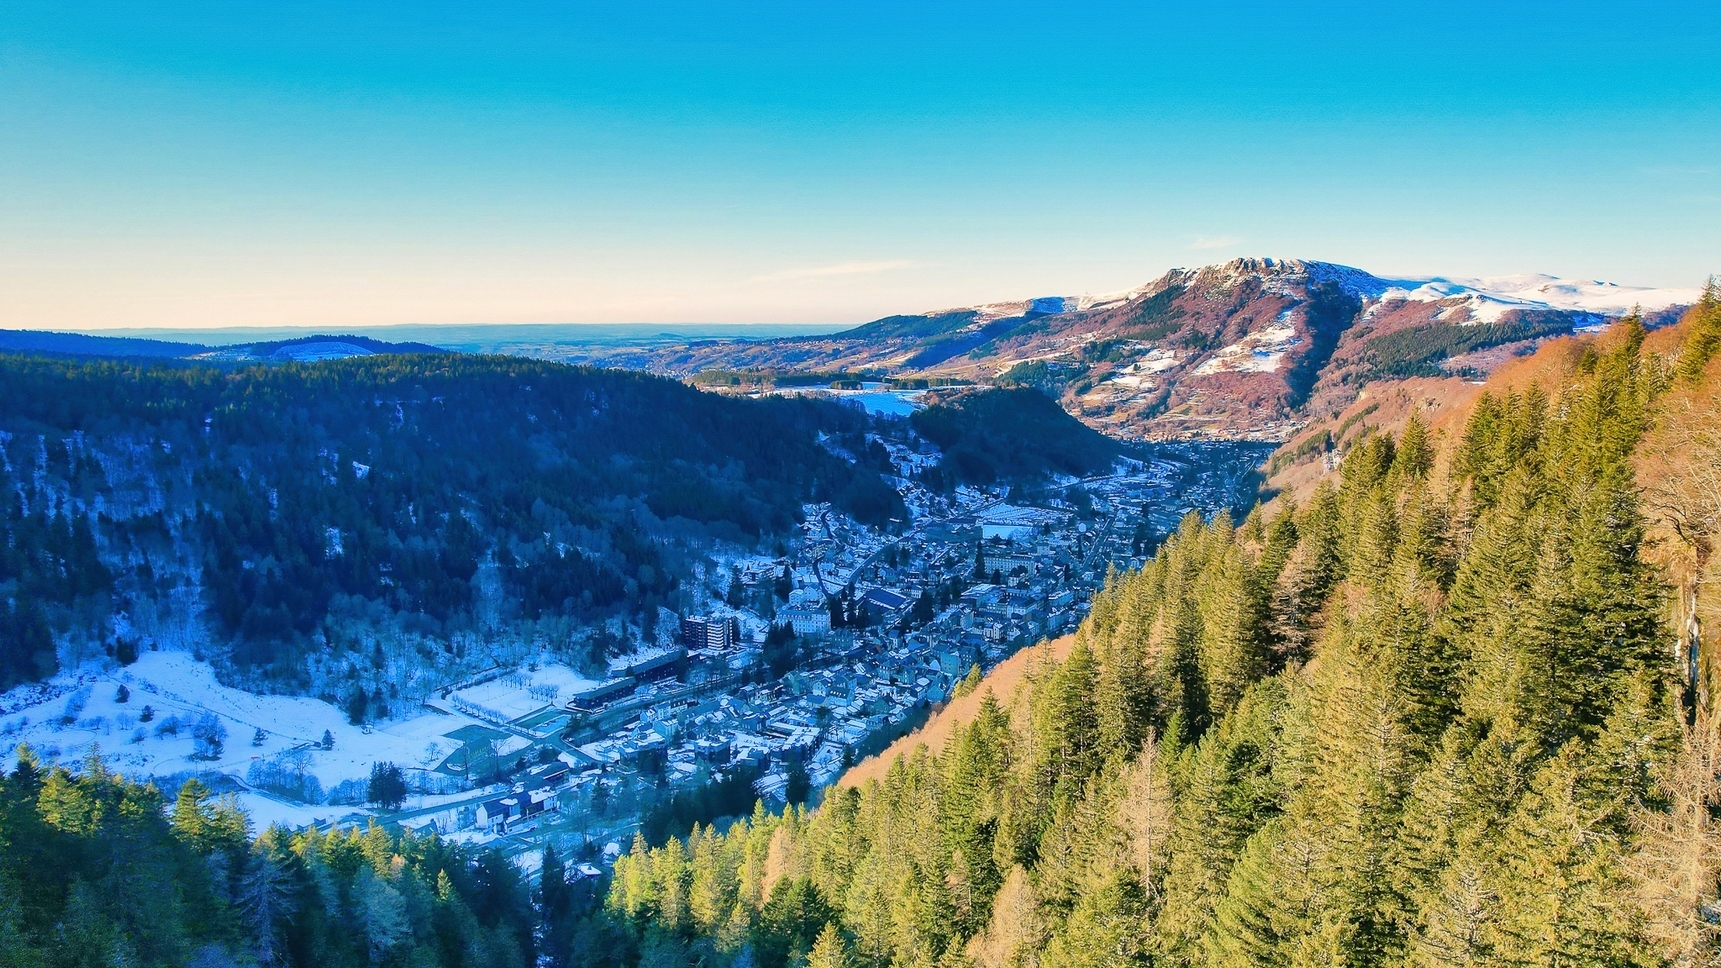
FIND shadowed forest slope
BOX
[0,353,904,690]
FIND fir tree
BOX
[806,921,851,968]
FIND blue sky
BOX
[2,1,1717,329]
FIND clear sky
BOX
[3,1,1717,330]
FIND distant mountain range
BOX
[560,258,1699,439]
[0,330,445,362]
[4,259,1699,440]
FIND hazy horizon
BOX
[14,321,856,346]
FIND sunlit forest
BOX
[603,289,1721,967]
[6,287,1721,967]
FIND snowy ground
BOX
[1375,274,1701,325]
[767,385,927,416]
[448,663,596,722]
[0,649,490,793]
[1195,322,1302,375]
[233,790,365,831]
[841,390,926,416]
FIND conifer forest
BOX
[0,292,1718,965]
[8,2,1718,964]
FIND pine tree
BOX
[355,865,411,963]
[1196,544,1267,718]
[956,663,983,699]
[540,840,579,968]
[1678,279,1721,383]
[1484,754,1657,966]
[1041,868,1150,968]
[1392,411,1435,481]
[1156,682,1285,964]
[240,850,293,968]
[367,761,408,810]
[807,921,852,968]
[1095,630,1152,759]
[171,778,214,848]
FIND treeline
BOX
[604,319,1721,966]
[0,748,551,968]
[0,353,904,685]
[911,388,1122,490]
[0,469,109,687]
[242,335,447,357]
[1360,315,1574,378]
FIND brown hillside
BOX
[836,635,1075,789]
[1264,315,1688,505]
[1632,305,1721,700]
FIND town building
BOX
[681,615,741,651]
[778,604,831,637]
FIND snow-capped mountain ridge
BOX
[921,259,1698,326]
[559,257,1710,440]
[1372,272,1702,324]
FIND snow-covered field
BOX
[1375,274,1701,324]
[843,390,925,416]
[233,790,362,831]
[448,663,596,723]
[1107,348,1181,389]
[0,650,488,792]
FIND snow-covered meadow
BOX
[0,649,500,819]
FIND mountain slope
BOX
[565,259,1698,442]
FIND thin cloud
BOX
[1191,236,1242,250]
[752,260,916,283]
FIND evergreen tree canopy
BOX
[598,324,1721,967]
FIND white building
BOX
[778,604,831,637]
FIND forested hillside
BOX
[600,294,1721,966]
[7,291,1719,968]
[0,749,547,967]
[908,387,1124,489]
[0,353,903,689]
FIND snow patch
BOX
[0,650,490,793]
[1193,322,1302,376]
[1374,273,1700,324]
[448,664,595,723]
[1106,348,1181,389]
